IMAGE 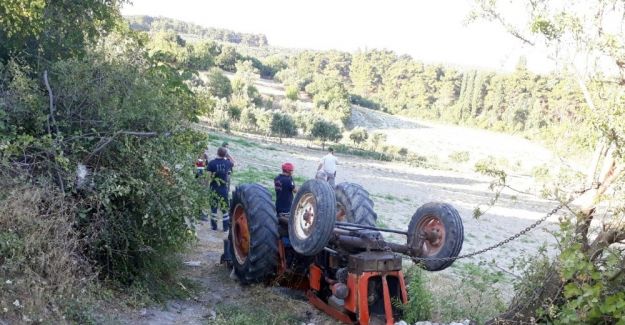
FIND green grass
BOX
[209,304,302,325]
[426,262,506,323]
[376,216,388,228]
[233,167,309,202]
[372,193,400,202]
[207,134,257,148]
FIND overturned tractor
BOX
[222,179,464,325]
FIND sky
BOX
[122,0,553,73]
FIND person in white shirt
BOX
[317,147,338,187]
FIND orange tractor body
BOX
[222,180,464,324]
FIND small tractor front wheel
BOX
[408,202,464,271]
[289,179,336,256]
[228,183,279,284]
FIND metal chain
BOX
[407,187,591,263]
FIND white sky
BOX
[122,0,552,73]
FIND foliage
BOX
[204,68,232,99]
[449,151,470,163]
[126,15,268,47]
[468,0,625,323]
[348,127,368,147]
[259,56,287,79]
[543,221,625,324]
[1,22,210,323]
[0,0,126,63]
[369,132,387,151]
[403,266,433,322]
[285,85,299,101]
[215,46,238,72]
[350,94,380,110]
[269,113,297,142]
[310,119,342,149]
[426,262,506,323]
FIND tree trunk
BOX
[488,140,624,324]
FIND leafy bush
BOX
[285,85,299,101]
[310,119,342,149]
[204,68,232,98]
[349,127,369,147]
[449,150,470,163]
[403,266,433,322]
[350,94,380,110]
[1,40,209,290]
[270,112,297,142]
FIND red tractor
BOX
[222,179,464,325]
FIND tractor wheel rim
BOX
[294,193,316,240]
[417,215,446,256]
[232,204,250,264]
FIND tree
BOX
[270,113,297,143]
[471,0,625,323]
[187,41,218,70]
[0,0,125,64]
[349,128,369,147]
[370,132,387,151]
[310,120,342,150]
[204,68,232,99]
[215,46,238,72]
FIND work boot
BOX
[211,213,218,230]
[222,214,230,232]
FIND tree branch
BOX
[83,131,165,162]
[43,70,59,137]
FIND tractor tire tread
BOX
[229,183,279,284]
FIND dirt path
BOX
[118,221,331,325]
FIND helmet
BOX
[281,162,294,173]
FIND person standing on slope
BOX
[207,147,234,231]
[274,163,298,216]
[317,147,338,187]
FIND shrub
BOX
[285,85,299,101]
[403,266,433,322]
[0,186,90,323]
[270,112,297,142]
[310,119,342,150]
[349,127,369,147]
[449,150,470,163]
[0,42,209,291]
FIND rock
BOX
[229,268,237,280]
[394,321,408,325]
[415,322,432,325]
[208,309,217,320]
[183,260,202,267]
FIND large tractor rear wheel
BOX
[229,183,279,284]
[407,202,464,271]
[335,182,378,227]
[289,179,335,256]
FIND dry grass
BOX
[0,185,93,323]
